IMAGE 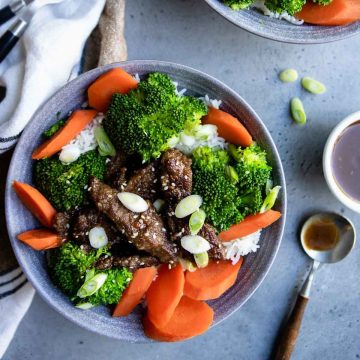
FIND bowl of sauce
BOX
[323,111,360,213]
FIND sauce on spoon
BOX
[304,218,339,251]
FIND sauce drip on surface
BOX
[332,121,360,202]
[304,218,339,251]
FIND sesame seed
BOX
[164,186,168,190]
[162,228,166,232]
[152,234,156,239]
[153,179,157,183]
[171,183,176,187]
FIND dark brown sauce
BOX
[304,218,339,251]
[332,121,360,202]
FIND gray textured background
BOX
[4,0,360,359]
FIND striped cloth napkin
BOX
[0,0,131,356]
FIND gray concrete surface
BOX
[3,0,360,359]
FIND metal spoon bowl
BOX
[274,212,356,360]
[301,212,356,264]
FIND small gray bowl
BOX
[5,61,286,342]
[205,0,360,44]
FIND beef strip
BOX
[89,177,178,264]
[94,255,159,272]
[160,149,192,201]
[166,207,226,261]
[124,161,160,200]
[105,152,128,190]
[53,211,73,243]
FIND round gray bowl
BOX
[6,60,286,342]
[205,0,360,44]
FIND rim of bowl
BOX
[323,111,360,213]
[204,0,360,44]
[5,60,286,340]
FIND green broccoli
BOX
[104,72,207,162]
[264,0,306,15]
[43,118,67,138]
[312,0,332,4]
[237,187,263,215]
[34,150,107,211]
[49,241,132,306]
[223,0,254,10]
[192,147,244,231]
[230,144,272,190]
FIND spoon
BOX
[274,212,356,360]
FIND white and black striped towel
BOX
[0,0,105,357]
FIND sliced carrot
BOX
[146,264,184,328]
[88,68,138,112]
[143,296,214,342]
[13,181,57,228]
[113,267,157,317]
[202,107,252,147]
[184,259,243,301]
[296,0,360,26]
[17,229,62,250]
[219,210,282,242]
[32,109,97,160]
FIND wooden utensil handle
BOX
[274,295,309,360]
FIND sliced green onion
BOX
[59,145,81,164]
[94,126,116,157]
[153,199,166,212]
[194,252,209,268]
[77,273,107,299]
[167,135,179,148]
[175,195,202,219]
[301,77,326,95]
[225,165,239,184]
[265,179,273,195]
[75,302,95,310]
[89,226,108,249]
[189,209,206,235]
[279,69,298,83]
[260,185,281,213]
[85,268,95,282]
[290,97,307,125]
[180,235,210,254]
[179,258,197,272]
[228,144,241,162]
[118,192,149,213]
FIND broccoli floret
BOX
[104,72,207,162]
[231,144,272,190]
[192,147,244,231]
[43,118,67,138]
[237,187,263,215]
[265,0,306,15]
[223,0,254,10]
[48,242,132,306]
[34,150,107,211]
[312,0,332,4]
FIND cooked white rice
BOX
[223,231,262,265]
[59,113,104,163]
[252,0,304,25]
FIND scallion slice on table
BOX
[95,126,116,157]
[301,77,327,95]
[77,273,108,298]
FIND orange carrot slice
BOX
[113,267,157,317]
[146,264,184,328]
[184,260,243,301]
[32,109,97,160]
[202,107,252,147]
[13,181,57,228]
[296,0,360,26]
[143,296,214,342]
[17,229,62,250]
[88,68,138,112]
[219,210,282,242]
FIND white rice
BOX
[60,113,104,163]
[223,231,262,265]
[252,0,304,25]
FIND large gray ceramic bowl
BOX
[205,0,360,44]
[6,61,286,342]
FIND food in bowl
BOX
[12,68,282,341]
[222,0,360,26]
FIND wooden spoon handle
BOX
[274,294,309,360]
